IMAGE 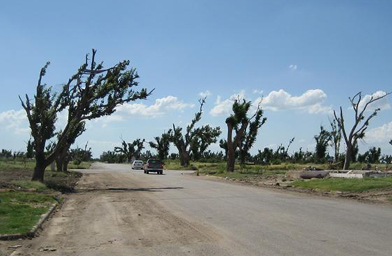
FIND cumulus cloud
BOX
[210,90,246,116]
[253,89,263,95]
[256,89,332,114]
[289,64,297,71]
[199,90,212,98]
[365,122,392,143]
[210,89,332,116]
[0,109,29,135]
[357,91,390,112]
[115,95,194,118]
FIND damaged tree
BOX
[225,100,266,172]
[333,91,390,170]
[149,133,170,160]
[168,98,220,166]
[20,49,151,182]
[115,138,145,162]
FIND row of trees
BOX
[19,50,391,181]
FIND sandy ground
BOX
[2,163,392,256]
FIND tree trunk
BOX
[343,146,352,170]
[32,154,47,182]
[56,158,63,172]
[226,123,235,172]
[63,159,69,172]
[179,151,190,166]
[227,145,235,172]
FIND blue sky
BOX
[0,0,391,157]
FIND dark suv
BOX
[143,159,164,175]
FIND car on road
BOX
[144,159,164,175]
[131,160,144,170]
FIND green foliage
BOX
[168,98,220,166]
[20,49,151,181]
[358,147,382,163]
[314,126,331,162]
[225,99,267,172]
[149,133,170,160]
[115,138,145,162]
[329,119,342,162]
[292,177,392,192]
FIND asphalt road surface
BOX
[6,163,392,256]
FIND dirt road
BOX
[4,163,392,255]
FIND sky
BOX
[0,0,391,158]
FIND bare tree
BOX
[333,91,390,170]
[20,49,151,182]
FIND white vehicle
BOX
[131,160,144,170]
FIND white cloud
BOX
[115,95,194,118]
[256,89,332,114]
[210,90,246,116]
[289,64,297,71]
[357,91,391,112]
[253,89,263,95]
[0,109,29,135]
[365,122,392,143]
[210,89,331,116]
[199,90,212,98]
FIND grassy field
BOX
[164,159,330,173]
[0,191,58,234]
[292,177,392,192]
[0,159,88,235]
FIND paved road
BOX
[6,163,392,256]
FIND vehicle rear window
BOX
[148,160,161,164]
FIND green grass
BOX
[387,197,392,202]
[0,159,91,172]
[0,159,85,235]
[12,181,48,191]
[292,177,392,193]
[0,191,58,234]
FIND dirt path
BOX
[2,164,233,256]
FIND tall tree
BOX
[149,132,170,160]
[115,139,145,162]
[20,49,151,181]
[314,126,331,162]
[238,108,267,165]
[329,118,342,163]
[225,100,266,172]
[333,91,390,170]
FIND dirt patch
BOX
[3,170,223,256]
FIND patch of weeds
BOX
[11,181,48,191]
[292,177,392,192]
[0,191,57,234]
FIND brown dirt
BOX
[1,166,223,256]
